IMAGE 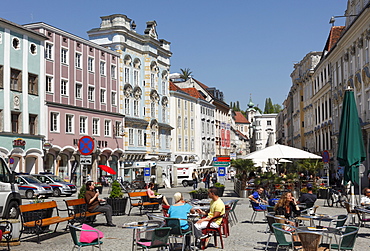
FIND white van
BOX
[174,164,197,187]
[0,156,22,219]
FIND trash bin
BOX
[240,190,248,198]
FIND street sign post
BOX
[218,166,226,184]
[80,155,92,165]
[144,167,151,183]
[78,136,95,156]
[213,162,230,167]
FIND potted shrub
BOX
[214,182,225,197]
[189,188,209,200]
[106,180,127,216]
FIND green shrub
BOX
[109,180,124,199]
[214,182,225,188]
[189,188,208,194]
[78,184,86,199]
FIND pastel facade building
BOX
[87,14,173,183]
[0,18,47,173]
[24,22,123,185]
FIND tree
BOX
[273,104,282,113]
[231,159,257,184]
[179,68,193,81]
[236,101,240,111]
[264,98,274,114]
[297,159,323,181]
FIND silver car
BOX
[15,175,53,199]
[32,173,77,197]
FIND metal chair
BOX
[344,202,357,225]
[271,223,300,250]
[264,214,276,251]
[68,224,103,251]
[250,200,267,224]
[225,199,239,226]
[319,226,359,250]
[136,227,171,250]
[354,207,370,227]
[200,215,226,250]
[164,218,193,251]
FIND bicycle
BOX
[326,186,349,207]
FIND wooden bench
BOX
[19,201,72,244]
[64,198,103,225]
[128,191,160,216]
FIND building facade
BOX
[0,18,47,173]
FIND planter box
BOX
[106,198,128,216]
[189,193,208,200]
[318,189,329,199]
[216,187,225,197]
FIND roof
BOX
[234,112,250,124]
[181,88,205,100]
[169,82,182,91]
[236,129,248,140]
[0,18,48,40]
[323,26,345,54]
[192,78,209,89]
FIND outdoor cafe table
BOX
[297,226,342,246]
[296,214,333,226]
[122,220,163,251]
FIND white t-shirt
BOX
[360,196,370,205]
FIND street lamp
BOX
[329,15,358,26]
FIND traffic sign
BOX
[9,157,14,164]
[79,136,95,156]
[322,150,330,163]
[80,155,92,165]
[218,167,226,176]
[213,162,230,167]
[217,156,230,162]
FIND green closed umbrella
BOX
[337,89,366,185]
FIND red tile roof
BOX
[169,81,182,91]
[234,111,250,124]
[192,78,209,90]
[324,26,345,52]
[182,88,205,100]
[236,129,248,140]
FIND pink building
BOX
[25,23,124,185]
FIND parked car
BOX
[32,173,77,197]
[15,174,53,199]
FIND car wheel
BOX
[182,180,189,187]
[25,190,34,199]
[5,201,19,219]
[53,188,61,197]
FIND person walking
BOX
[192,169,198,189]
[203,171,211,189]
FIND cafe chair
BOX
[200,215,226,250]
[164,218,193,251]
[136,227,171,250]
[264,214,277,251]
[297,231,331,251]
[319,226,359,251]
[68,224,103,251]
[271,223,301,250]
[0,220,13,251]
[225,199,239,226]
[330,215,348,228]
[354,207,370,228]
[250,200,267,224]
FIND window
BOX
[191,118,194,129]
[111,65,116,79]
[104,120,111,136]
[178,136,182,150]
[100,89,106,103]
[125,98,130,115]
[134,100,139,116]
[162,108,166,122]
[30,43,37,55]
[50,112,59,132]
[75,83,82,99]
[267,120,272,126]
[93,118,99,135]
[124,68,129,83]
[29,114,37,135]
[88,57,94,72]
[0,65,3,88]
[61,80,68,96]
[10,69,22,91]
[184,101,187,110]
[88,86,94,101]
[12,38,20,49]
[115,121,121,137]
[79,116,87,134]
[75,53,82,68]
[151,131,156,148]
[46,76,53,93]
[162,81,166,95]
[111,92,116,106]
[45,43,53,60]
[191,103,194,111]
[185,138,188,151]
[61,48,68,64]
[100,61,106,76]
[129,129,134,145]
[11,113,20,133]
[177,116,181,128]
[28,73,38,95]
[134,70,139,85]
[166,133,170,149]
[178,99,181,108]
[150,73,155,88]
[184,117,188,129]
[191,138,194,151]
[151,103,155,117]
[66,114,74,133]
[138,129,143,146]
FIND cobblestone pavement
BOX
[8,181,370,251]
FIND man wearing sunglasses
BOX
[360,188,370,209]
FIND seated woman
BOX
[147,182,170,206]
[274,192,301,226]
[168,192,196,249]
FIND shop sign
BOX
[13,138,26,147]
[43,142,53,150]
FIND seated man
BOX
[297,184,317,209]
[360,187,370,208]
[249,187,268,210]
[84,181,116,227]
[194,187,225,241]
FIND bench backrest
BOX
[129,191,148,198]
[19,201,58,213]
[65,198,86,207]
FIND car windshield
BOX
[23,176,42,184]
[50,175,64,182]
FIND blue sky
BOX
[1,0,347,110]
